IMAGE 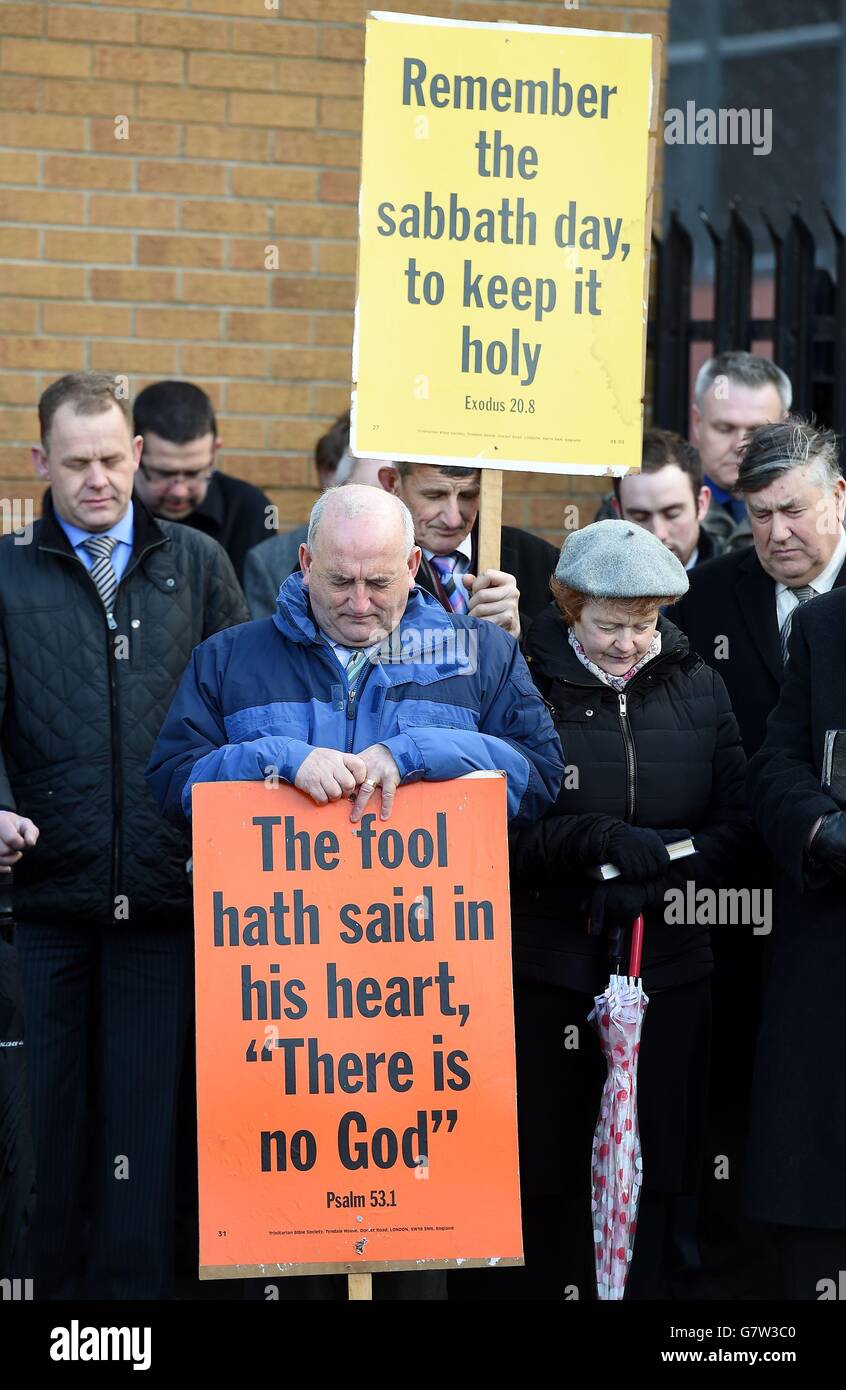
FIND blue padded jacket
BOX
[146,574,564,827]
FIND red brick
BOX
[48,7,135,42]
[272,277,354,310]
[183,125,270,162]
[228,239,312,273]
[137,86,226,122]
[43,303,132,335]
[180,272,268,307]
[90,341,178,373]
[138,235,223,268]
[0,301,37,332]
[313,315,353,346]
[0,6,43,37]
[43,155,133,190]
[0,75,39,109]
[318,170,358,204]
[2,114,87,149]
[138,161,226,195]
[90,119,181,157]
[188,52,276,90]
[269,347,350,381]
[135,308,222,340]
[273,204,357,238]
[273,131,360,167]
[93,44,182,84]
[181,202,269,235]
[2,38,89,78]
[0,338,86,369]
[43,230,132,262]
[179,344,267,376]
[89,194,178,229]
[91,269,177,302]
[230,167,317,201]
[228,92,317,129]
[231,19,317,57]
[226,312,311,343]
[319,96,362,131]
[226,383,311,414]
[3,189,84,223]
[137,14,232,49]
[44,78,134,116]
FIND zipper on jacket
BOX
[618,691,637,822]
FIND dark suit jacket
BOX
[744,589,846,1226]
[416,524,559,637]
[672,544,846,757]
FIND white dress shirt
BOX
[775,526,846,630]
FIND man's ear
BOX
[378,465,400,495]
[690,404,701,444]
[32,445,49,481]
[299,542,312,584]
[407,545,422,583]
[696,485,711,522]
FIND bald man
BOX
[146,483,562,1299]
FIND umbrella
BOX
[588,914,647,1301]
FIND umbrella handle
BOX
[629,914,644,978]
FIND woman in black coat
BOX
[503,521,750,1300]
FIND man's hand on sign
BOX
[349,743,401,824]
[294,748,367,806]
[464,569,521,639]
[0,811,39,871]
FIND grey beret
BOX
[554,519,690,599]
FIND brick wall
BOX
[0,0,668,542]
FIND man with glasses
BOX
[133,380,274,582]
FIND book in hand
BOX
[822,730,846,808]
[588,837,696,881]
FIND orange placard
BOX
[191,774,523,1279]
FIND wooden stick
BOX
[348,1273,373,1300]
[477,467,503,574]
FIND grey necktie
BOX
[81,535,119,617]
[780,585,815,666]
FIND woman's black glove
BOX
[602,824,671,882]
[808,812,846,879]
[588,879,662,936]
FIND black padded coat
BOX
[510,603,751,993]
[0,493,248,927]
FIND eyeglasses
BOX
[138,459,215,487]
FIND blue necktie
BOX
[429,553,468,614]
[81,535,119,617]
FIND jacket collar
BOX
[731,547,783,683]
[272,573,470,683]
[38,490,169,562]
[526,601,690,687]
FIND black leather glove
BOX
[588,879,661,937]
[808,812,846,879]
[602,824,671,882]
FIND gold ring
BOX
[362,778,379,790]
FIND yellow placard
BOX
[352,12,659,475]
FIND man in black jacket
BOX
[0,372,248,1298]
[378,460,558,639]
[746,588,846,1295]
[672,417,846,1295]
[133,380,274,582]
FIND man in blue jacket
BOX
[147,484,562,1301]
[148,484,562,836]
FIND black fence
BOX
[650,203,846,439]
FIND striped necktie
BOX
[81,534,119,617]
[780,585,815,666]
[429,552,468,614]
[345,647,370,690]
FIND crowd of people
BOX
[1,350,844,1302]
